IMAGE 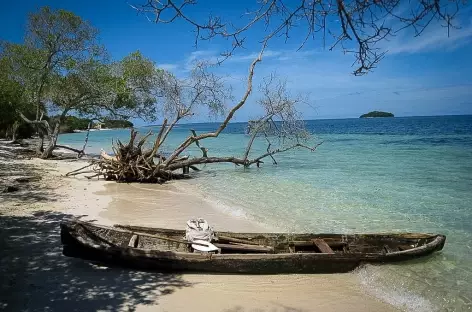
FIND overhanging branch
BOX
[18,111,52,136]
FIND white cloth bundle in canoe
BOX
[185,218,215,243]
[185,218,218,252]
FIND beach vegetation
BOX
[102,119,134,129]
[55,116,91,133]
[0,57,36,141]
[1,7,159,158]
[54,117,134,133]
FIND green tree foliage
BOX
[0,57,35,140]
[103,119,134,128]
[2,7,158,158]
[50,116,133,133]
[48,51,159,122]
[4,6,101,120]
[56,116,91,133]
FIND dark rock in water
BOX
[3,185,19,193]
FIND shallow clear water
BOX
[59,115,472,312]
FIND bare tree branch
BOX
[145,118,168,161]
[133,0,464,75]
[248,141,323,166]
[18,111,51,135]
[163,44,266,165]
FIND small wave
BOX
[379,136,472,146]
[172,180,278,231]
[356,265,437,312]
[328,138,358,143]
[172,180,249,218]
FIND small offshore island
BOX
[360,111,394,118]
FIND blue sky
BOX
[1,0,472,124]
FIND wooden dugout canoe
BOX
[60,221,446,274]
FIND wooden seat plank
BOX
[383,245,394,253]
[291,240,347,247]
[128,234,139,248]
[312,239,335,254]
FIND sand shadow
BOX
[0,211,192,312]
[0,160,59,204]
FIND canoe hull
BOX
[61,222,446,274]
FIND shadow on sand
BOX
[0,211,193,312]
[0,160,59,204]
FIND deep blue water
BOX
[156,115,472,136]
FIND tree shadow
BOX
[0,161,57,204]
[0,211,193,312]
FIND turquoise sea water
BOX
[59,115,472,312]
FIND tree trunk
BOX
[41,123,60,159]
[36,134,45,155]
[11,121,19,142]
[5,126,12,140]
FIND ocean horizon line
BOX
[140,113,472,128]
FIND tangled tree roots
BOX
[68,129,195,183]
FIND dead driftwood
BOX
[67,126,322,183]
[67,128,195,183]
[67,58,322,183]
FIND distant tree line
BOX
[56,116,134,133]
[102,119,134,129]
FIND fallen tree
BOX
[68,127,322,183]
[69,57,323,183]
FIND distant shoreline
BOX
[71,127,131,133]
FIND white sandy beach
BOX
[0,156,400,312]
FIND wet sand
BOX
[99,182,268,232]
[0,155,400,312]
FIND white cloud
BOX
[154,50,220,74]
[383,15,472,54]
[156,48,324,76]
[227,49,322,63]
[183,50,220,71]
[227,49,282,62]
[158,63,179,71]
